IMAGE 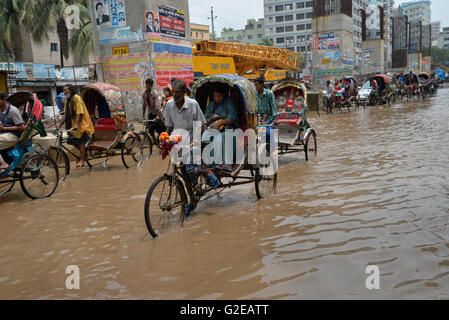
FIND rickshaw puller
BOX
[57,85,95,168]
[165,80,219,217]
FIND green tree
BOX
[222,28,234,33]
[69,20,93,62]
[431,47,449,66]
[22,0,91,67]
[259,38,274,46]
[0,0,26,61]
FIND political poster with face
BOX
[158,5,185,38]
[145,11,160,34]
[95,1,111,29]
[110,0,126,27]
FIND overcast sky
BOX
[189,0,448,37]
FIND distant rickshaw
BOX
[48,83,143,180]
[270,78,317,161]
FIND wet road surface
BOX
[1,89,449,299]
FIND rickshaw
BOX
[333,76,358,112]
[372,74,395,105]
[392,73,406,100]
[404,72,420,101]
[418,72,434,97]
[144,74,277,238]
[0,92,59,199]
[48,83,143,180]
[270,78,317,161]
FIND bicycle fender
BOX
[303,128,314,142]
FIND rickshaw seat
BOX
[94,118,117,131]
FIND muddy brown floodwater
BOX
[1,89,449,300]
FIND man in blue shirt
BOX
[0,92,25,174]
[255,77,278,123]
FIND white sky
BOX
[189,0,448,37]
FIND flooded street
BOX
[1,88,449,300]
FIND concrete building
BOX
[264,0,372,71]
[431,21,441,47]
[191,23,210,44]
[400,0,431,25]
[377,0,394,70]
[90,0,192,120]
[263,0,314,60]
[220,19,265,45]
[312,0,355,86]
[439,27,449,49]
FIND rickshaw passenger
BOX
[255,77,278,124]
[142,78,165,136]
[204,87,239,129]
[203,87,240,172]
[0,91,25,174]
[58,85,95,168]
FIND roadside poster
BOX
[327,38,340,49]
[145,11,160,34]
[110,0,126,27]
[95,1,111,29]
[158,5,186,38]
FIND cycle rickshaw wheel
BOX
[305,131,317,161]
[138,132,153,160]
[255,157,277,200]
[20,154,59,200]
[121,135,143,169]
[144,175,187,238]
[0,178,15,195]
[46,147,70,181]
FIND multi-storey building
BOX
[220,19,265,45]
[191,23,210,44]
[430,21,441,47]
[264,0,314,61]
[439,27,449,49]
[400,0,431,25]
[377,0,394,70]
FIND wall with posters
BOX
[361,39,385,75]
[312,14,355,87]
[90,0,191,120]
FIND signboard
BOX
[158,5,186,38]
[318,32,335,40]
[322,59,331,64]
[55,67,89,80]
[113,46,129,56]
[99,26,143,44]
[327,38,340,49]
[153,42,193,88]
[0,62,56,80]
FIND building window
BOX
[306,1,313,7]
[276,16,284,22]
[296,2,305,9]
[285,15,293,21]
[285,25,294,32]
[257,24,262,29]
[297,13,305,20]
[258,34,263,38]
[229,37,234,40]
[285,4,293,10]
[276,27,285,33]
[306,12,313,19]
[275,5,283,12]
[297,24,305,31]
[51,43,58,52]
[248,35,253,40]
[306,23,312,30]
[277,37,285,44]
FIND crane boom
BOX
[194,41,301,73]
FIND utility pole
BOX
[208,7,217,40]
